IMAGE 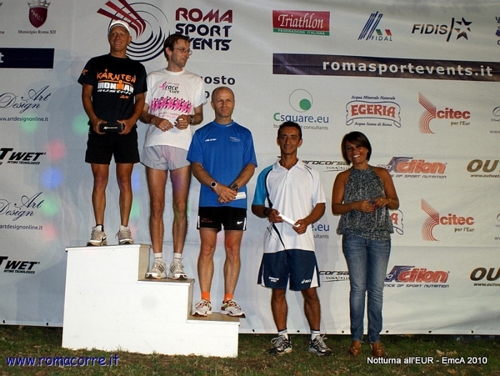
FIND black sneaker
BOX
[268,335,292,355]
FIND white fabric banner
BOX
[0,0,498,334]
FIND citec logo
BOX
[421,199,474,241]
[319,270,349,283]
[418,93,471,134]
[385,265,449,288]
[0,148,46,166]
[272,10,330,36]
[273,89,330,130]
[467,159,500,178]
[28,0,50,28]
[358,11,392,41]
[346,95,401,127]
[0,256,40,275]
[390,210,404,235]
[381,157,447,179]
[98,0,167,62]
[411,17,472,42]
[175,7,232,51]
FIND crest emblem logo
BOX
[28,0,50,28]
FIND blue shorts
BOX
[258,249,320,291]
[141,145,189,170]
[197,207,247,232]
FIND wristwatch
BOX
[229,183,239,191]
[210,181,217,190]
[189,115,194,124]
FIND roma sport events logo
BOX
[97,0,168,62]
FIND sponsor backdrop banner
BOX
[1,0,499,335]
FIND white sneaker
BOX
[269,335,292,355]
[168,258,187,279]
[220,299,246,318]
[145,259,167,279]
[308,335,332,356]
[192,299,212,317]
[116,225,133,245]
[87,226,107,246]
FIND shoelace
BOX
[313,335,329,350]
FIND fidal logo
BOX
[418,93,471,134]
[272,10,330,36]
[421,199,474,241]
[97,0,167,62]
[358,11,392,41]
[28,0,50,28]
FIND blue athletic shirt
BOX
[187,121,257,209]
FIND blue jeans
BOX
[342,234,391,343]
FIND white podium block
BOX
[62,244,239,357]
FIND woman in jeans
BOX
[331,131,399,357]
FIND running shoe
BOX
[192,299,212,317]
[268,335,292,355]
[308,335,332,356]
[220,299,246,318]
[168,258,187,279]
[116,225,133,245]
[87,226,107,246]
[145,258,167,279]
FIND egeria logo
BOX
[358,11,392,41]
[385,265,449,284]
[383,157,446,176]
[273,10,330,36]
[412,17,472,42]
[28,0,50,28]
[421,199,474,241]
[346,95,401,127]
[418,93,470,134]
[97,0,167,62]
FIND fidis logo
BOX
[421,199,474,241]
[346,95,401,128]
[381,157,447,179]
[273,89,330,130]
[175,7,232,51]
[98,0,167,62]
[0,147,46,166]
[411,17,472,42]
[0,256,40,275]
[319,270,349,283]
[385,265,449,288]
[467,159,500,178]
[302,160,349,173]
[358,11,392,41]
[418,93,471,134]
[28,0,50,28]
[272,10,330,36]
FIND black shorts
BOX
[197,207,247,232]
[85,127,140,164]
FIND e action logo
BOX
[421,199,474,241]
[0,256,40,275]
[175,7,232,51]
[272,10,330,36]
[411,17,472,42]
[385,265,449,288]
[346,95,401,128]
[98,0,167,62]
[358,11,392,41]
[381,157,447,179]
[419,93,471,134]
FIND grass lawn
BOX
[1,325,499,375]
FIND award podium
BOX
[62,244,240,357]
